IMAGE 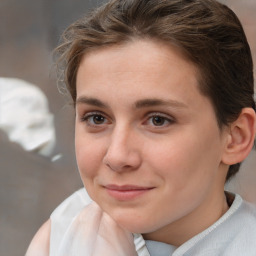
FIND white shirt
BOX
[50,188,256,255]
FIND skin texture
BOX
[25,39,255,252]
[75,39,231,246]
[25,220,50,256]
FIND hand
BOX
[57,202,137,256]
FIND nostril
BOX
[103,149,141,172]
[103,130,142,172]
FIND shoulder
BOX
[237,197,256,225]
[176,195,256,255]
[25,220,51,256]
[222,195,256,254]
[26,188,91,256]
[223,194,256,232]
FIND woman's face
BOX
[75,39,229,244]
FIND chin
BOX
[112,214,159,234]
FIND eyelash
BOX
[145,112,175,128]
[80,111,109,127]
[80,111,175,129]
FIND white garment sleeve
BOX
[50,188,138,256]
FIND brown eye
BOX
[152,116,166,126]
[81,112,108,126]
[145,113,174,128]
[93,115,105,124]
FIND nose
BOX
[103,126,142,172]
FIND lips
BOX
[104,184,154,201]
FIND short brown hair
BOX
[56,0,255,181]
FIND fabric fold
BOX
[56,202,137,256]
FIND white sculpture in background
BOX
[0,77,56,157]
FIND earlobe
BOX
[222,108,256,165]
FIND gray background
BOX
[0,0,255,255]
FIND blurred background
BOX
[0,0,255,255]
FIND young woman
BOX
[26,0,256,255]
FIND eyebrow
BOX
[135,98,188,109]
[76,96,188,109]
[76,96,109,108]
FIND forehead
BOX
[76,39,219,131]
[78,40,198,85]
[76,39,208,109]
[80,39,194,70]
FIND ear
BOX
[222,108,256,165]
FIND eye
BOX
[90,114,106,124]
[81,112,109,126]
[145,113,174,128]
[151,116,167,126]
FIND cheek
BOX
[146,134,197,173]
[147,129,222,188]
[75,135,104,180]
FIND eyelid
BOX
[79,110,175,129]
[80,110,106,121]
[144,111,175,126]
[80,111,111,128]
[146,111,175,120]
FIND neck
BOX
[143,191,229,246]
